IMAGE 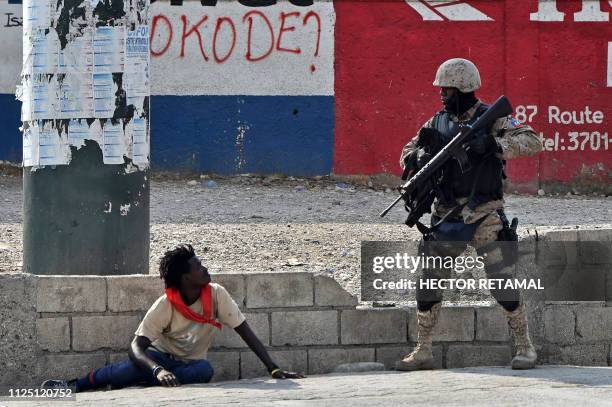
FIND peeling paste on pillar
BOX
[20,0,150,172]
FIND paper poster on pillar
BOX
[102,120,128,164]
[38,120,70,166]
[93,26,126,73]
[18,0,150,170]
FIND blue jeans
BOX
[88,349,214,390]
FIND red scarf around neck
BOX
[165,284,222,330]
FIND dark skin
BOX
[128,256,305,387]
[440,87,456,109]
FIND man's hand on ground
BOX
[156,369,180,387]
[271,369,306,379]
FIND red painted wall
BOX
[333,0,611,191]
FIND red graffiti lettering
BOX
[303,11,320,57]
[213,17,236,63]
[180,15,209,61]
[150,10,322,65]
[150,14,173,57]
[277,12,301,54]
[243,11,275,62]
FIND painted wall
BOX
[0,0,24,162]
[1,0,610,189]
[334,0,611,191]
[149,0,335,174]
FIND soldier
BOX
[395,58,542,371]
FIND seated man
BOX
[42,244,304,391]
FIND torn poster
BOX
[102,121,126,164]
[93,72,115,118]
[23,0,53,33]
[58,29,94,74]
[130,117,148,165]
[126,25,149,72]
[23,29,60,75]
[68,119,91,149]
[23,123,40,167]
[125,25,149,115]
[93,26,125,73]
[124,71,148,116]
[27,74,58,121]
[38,121,70,166]
[58,73,94,119]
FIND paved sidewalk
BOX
[16,366,612,407]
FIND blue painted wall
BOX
[0,94,335,175]
[0,94,21,163]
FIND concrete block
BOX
[545,344,608,366]
[72,315,141,351]
[212,274,246,309]
[246,273,313,309]
[540,229,579,242]
[36,317,70,352]
[272,311,338,346]
[476,307,510,342]
[376,345,443,370]
[408,307,474,342]
[208,351,240,382]
[341,309,406,345]
[107,276,163,312]
[544,306,575,345]
[314,275,358,307]
[536,237,578,267]
[607,275,612,305]
[576,307,612,342]
[308,348,374,374]
[446,345,512,368]
[543,264,606,302]
[240,350,307,379]
[35,353,107,383]
[213,313,269,348]
[0,275,39,386]
[579,241,612,265]
[36,276,106,313]
[577,229,612,243]
[109,352,130,364]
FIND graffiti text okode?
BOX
[150,9,321,64]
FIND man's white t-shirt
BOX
[135,283,245,362]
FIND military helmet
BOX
[433,58,481,92]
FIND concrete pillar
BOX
[20,0,150,275]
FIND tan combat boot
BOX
[395,303,441,371]
[503,303,537,370]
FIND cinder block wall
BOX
[1,227,611,386]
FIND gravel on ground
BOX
[1,172,610,296]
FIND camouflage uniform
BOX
[399,100,542,246]
[396,58,540,372]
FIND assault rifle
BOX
[379,95,513,224]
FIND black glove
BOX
[416,148,432,168]
[467,132,499,155]
[418,127,445,152]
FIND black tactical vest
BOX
[430,104,505,208]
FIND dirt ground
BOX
[0,171,610,296]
